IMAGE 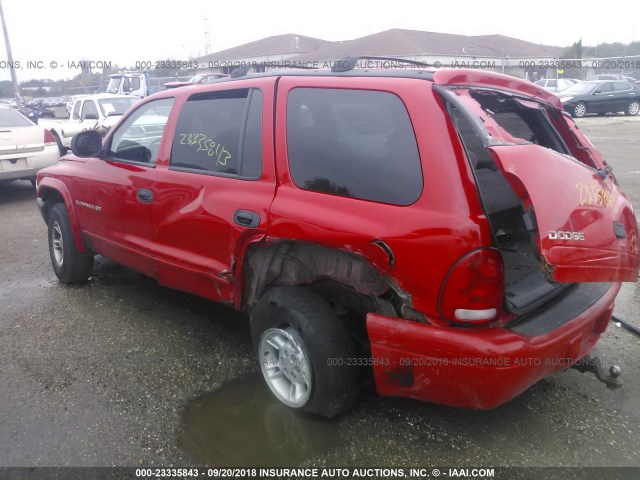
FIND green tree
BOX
[560,39,583,79]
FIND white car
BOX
[40,94,139,152]
[0,106,61,185]
[533,78,576,94]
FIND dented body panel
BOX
[367,282,620,408]
[488,144,639,282]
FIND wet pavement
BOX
[0,116,639,472]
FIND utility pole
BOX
[203,16,211,56]
[0,0,20,109]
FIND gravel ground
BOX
[0,116,639,477]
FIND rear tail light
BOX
[438,248,504,325]
[44,129,57,147]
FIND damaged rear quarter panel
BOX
[269,76,492,320]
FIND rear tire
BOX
[626,100,640,116]
[48,203,94,284]
[573,102,587,118]
[251,286,359,418]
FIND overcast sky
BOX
[0,0,638,82]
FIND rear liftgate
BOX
[367,85,639,400]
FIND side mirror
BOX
[593,90,601,95]
[70,130,103,158]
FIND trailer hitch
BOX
[572,351,622,389]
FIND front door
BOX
[72,97,175,276]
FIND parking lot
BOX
[0,116,639,473]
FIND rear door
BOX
[439,86,639,282]
[151,80,276,304]
[590,82,615,113]
[611,81,635,111]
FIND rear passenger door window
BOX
[170,89,263,178]
[286,88,422,205]
[594,82,613,94]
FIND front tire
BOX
[626,100,640,116]
[251,286,359,418]
[573,102,587,118]
[48,203,94,284]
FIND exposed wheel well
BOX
[242,241,401,319]
[244,241,407,382]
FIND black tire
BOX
[51,131,67,156]
[626,100,640,116]
[573,101,587,118]
[48,203,94,284]
[251,286,359,418]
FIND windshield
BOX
[0,108,32,127]
[561,82,596,95]
[106,76,123,94]
[99,97,138,117]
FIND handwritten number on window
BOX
[179,132,231,166]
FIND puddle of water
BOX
[179,375,342,466]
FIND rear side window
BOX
[287,88,422,205]
[170,88,263,178]
[595,83,613,94]
[613,82,632,92]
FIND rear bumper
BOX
[366,282,620,409]
[0,147,60,181]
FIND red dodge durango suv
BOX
[36,58,640,417]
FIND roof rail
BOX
[228,61,318,79]
[331,56,429,73]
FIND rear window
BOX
[286,88,422,206]
[0,108,32,127]
[449,89,570,155]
